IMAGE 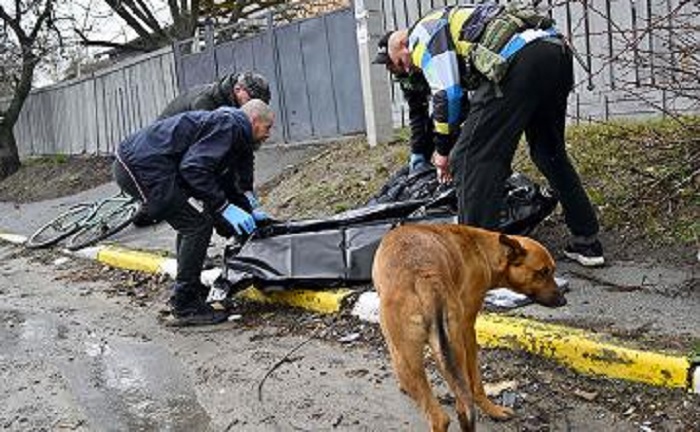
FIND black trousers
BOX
[450,39,599,238]
[113,160,213,294]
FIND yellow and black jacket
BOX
[408,3,557,155]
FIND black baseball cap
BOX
[372,31,394,65]
[237,72,271,104]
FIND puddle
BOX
[1,309,211,430]
[65,337,211,431]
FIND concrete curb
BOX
[1,231,697,393]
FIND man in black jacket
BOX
[382,3,604,267]
[113,100,275,326]
[158,71,271,120]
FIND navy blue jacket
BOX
[117,107,255,219]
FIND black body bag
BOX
[217,169,557,296]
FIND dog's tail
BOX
[434,303,477,431]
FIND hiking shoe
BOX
[168,294,228,327]
[564,241,605,267]
[168,304,229,327]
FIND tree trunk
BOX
[0,49,38,182]
[0,123,20,181]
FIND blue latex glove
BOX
[252,209,269,222]
[221,204,256,235]
[244,191,260,209]
[409,153,432,175]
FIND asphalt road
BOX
[3,242,681,431]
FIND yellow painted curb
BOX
[238,286,355,314]
[92,245,354,314]
[96,246,167,274]
[476,313,690,389]
[82,244,695,390]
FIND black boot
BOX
[168,283,228,326]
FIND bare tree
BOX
[74,0,305,52]
[0,0,59,181]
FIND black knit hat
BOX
[236,72,271,104]
[372,31,394,65]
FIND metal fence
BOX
[381,0,698,126]
[5,47,178,157]
[4,1,697,156]
[173,7,365,144]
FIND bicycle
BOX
[25,192,142,250]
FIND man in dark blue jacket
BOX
[113,100,275,326]
[127,71,271,228]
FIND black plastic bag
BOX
[216,169,557,296]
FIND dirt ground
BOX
[0,155,114,203]
[0,133,695,265]
[0,128,698,430]
[2,243,698,431]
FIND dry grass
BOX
[262,117,699,246]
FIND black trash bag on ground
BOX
[366,164,447,205]
[366,165,557,235]
[213,168,558,300]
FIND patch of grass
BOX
[690,340,700,358]
[263,117,698,246]
[514,116,699,245]
[20,154,71,168]
[51,154,70,164]
[263,137,408,219]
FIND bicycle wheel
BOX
[65,200,140,251]
[25,204,93,249]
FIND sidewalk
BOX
[1,144,698,394]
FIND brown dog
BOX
[372,224,566,432]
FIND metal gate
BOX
[173,7,366,144]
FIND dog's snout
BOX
[552,292,567,307]
[534,288,567,308]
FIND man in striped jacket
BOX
[383,2,604,267]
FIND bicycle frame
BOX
[81,193,138,227]
[26,191,140,250]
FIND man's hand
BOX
[432,153,452,184]
[215,203,256,238]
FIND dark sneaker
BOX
[193,282,211,302]
[168,296,228,327]
[564,241,605,267]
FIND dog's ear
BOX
[499,233,526,265]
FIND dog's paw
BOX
[481,402,515,421]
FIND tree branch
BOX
[0,4,27,42]
[129,0,167,36]
[74,28,150,52]
[167,0,181,25]
[27,0,53,42]
[103,0,158,43]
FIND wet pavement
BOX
[2,243,669,431]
